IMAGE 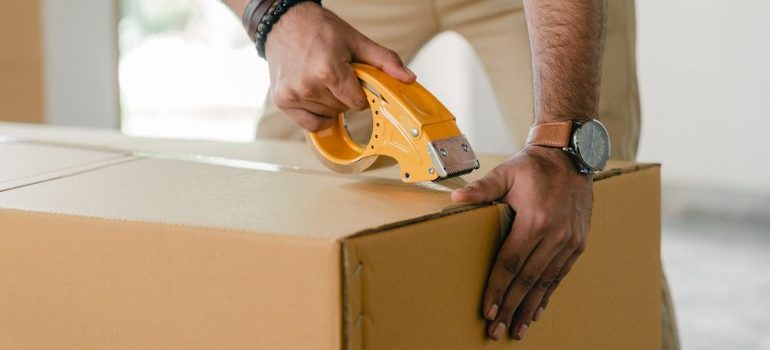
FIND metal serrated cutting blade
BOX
[416,176,471,192]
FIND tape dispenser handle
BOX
[306,64,387,169]
[308,63,461,182]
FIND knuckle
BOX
[292,112,327,132]
[300,118,325,132]
[538,264,564,290]
[500,256,523,275]
[270,92,285,108]
[293,82,313,99]
[568,234,584,250]
[538,279,553,290]
[354,97,369,110]
[271,86,296,108]
[554,230,572,245]
[550,276,563,289]
[539,275,558,290]
[544,263,563,279]
[516,273,537,291]
[317,66,339,85]
[346,88,368,109]
[530,211,550,229]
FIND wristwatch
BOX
[526,119,611,174]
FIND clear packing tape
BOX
[0,137,469,193]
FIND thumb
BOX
[352,35,416,83]
[451,169,510,204]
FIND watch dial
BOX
[573,120,610,170]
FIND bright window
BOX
[119,0,268,142]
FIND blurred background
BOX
[2,0,768,348]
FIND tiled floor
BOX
[662,218,770,349]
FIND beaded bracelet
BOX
[242,0,276,42]
[251,0,322,59]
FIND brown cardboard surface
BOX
[0,122,232,153]
[0,2,44,123]
[0,210,342,350]
[0,125,661,349]
[344,167,661,350]
[0,157,463,239]
[0,122,507,181]
[0,141,132,191]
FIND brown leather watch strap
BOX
[526,121,574,148]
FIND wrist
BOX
[522,144,573,170]
[526,118,610,175]
[534,112,595,124]
[242,0,274,42]
[245,0,322,58]
[522,145,594,184]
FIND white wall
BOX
[410,32,514,155]
[42,0,120,128]
[636,0,770,193]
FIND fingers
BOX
[306,89,350,113]
[469,147,593,341]
[497,233,585,341]
[451,167,510,204]
[298,100,347,118]
[487,238,557,341]
[327,64,369,111]
[482,215,541,340]
[539,247,583,311]
[273,75,349,111]
[305,64,367,111]
[284,108,335,132]
[352,35,416,84]
[509,247,573,339]
[271,80,347,130]
[273,63,372,125]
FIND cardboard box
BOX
[0,2,45,123]
[0,123,661,349]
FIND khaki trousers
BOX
[256,0,678,348]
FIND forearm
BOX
[524,0,606,123]
[221,0,249,19]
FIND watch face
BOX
[573,120,611,171]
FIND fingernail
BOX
[516,324,529,340]
[455,186,473,193]
[485,304,499,320]
[405,66,416,78]
[491,322,506,341]
[534,307,544,321]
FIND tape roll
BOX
[305,131,397,174]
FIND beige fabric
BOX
[662,273,682,350]
[255,0,676,348]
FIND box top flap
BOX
[0,138,131,192]
[0,123,654,241]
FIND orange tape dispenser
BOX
[307,63,480,184]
